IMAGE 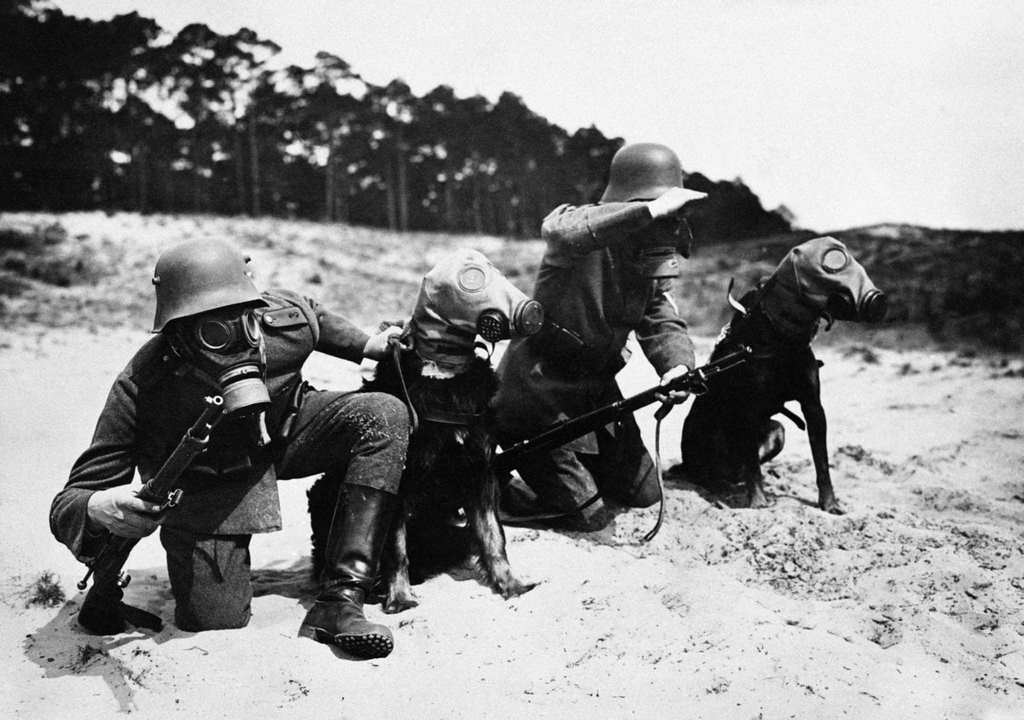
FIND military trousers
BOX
[511,411,660,527]
[162,388,409,631]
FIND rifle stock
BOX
[493,346,751,475]
[76,395,223,634]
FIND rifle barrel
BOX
[493,346,750,474]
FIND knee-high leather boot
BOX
[301,483,395,659]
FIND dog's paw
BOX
[819,494,844,515]
[383,594,419,614]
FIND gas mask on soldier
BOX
[151,239,273,445]
[170,306,272,445]
[407,249,544,377]
[638,215,697,278]
[599,143,705,279]
[634,188,706,279]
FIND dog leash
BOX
[389,340,486,429]
[501,403,671,543]
[391,339,420,434]
[643,402,671,542]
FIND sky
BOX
[55,0,1024,231]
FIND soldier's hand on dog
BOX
[86,486,162,538]
[646,187,707,220]
[363,324,405,360]
[655,364,692,405]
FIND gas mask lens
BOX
[196,310,261,353]
[821,248,849,273]
[197,319,233,350]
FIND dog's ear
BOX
[729,278,753,317]
[727,278,749,317]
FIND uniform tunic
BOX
[50,290,387,563]
[492,201,695,513]
[493,201,695,443]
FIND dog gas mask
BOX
[758,236,887,334]
[170,305,272,444]
[407,249,544,377]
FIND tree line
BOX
[0,1,791,239]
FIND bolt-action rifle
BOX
[493,345,751,476]
[76,395,224,634]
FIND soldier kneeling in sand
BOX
[50,239,408,659]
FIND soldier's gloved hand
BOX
[654,364,692,405]
[362,324,404,360]
[87,486,162,538]
[647,187,707,220]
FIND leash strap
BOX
[500,404,669,540]
[642,404,670,542]
[391,340,419,434]
[389,340,484,428]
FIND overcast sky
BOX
[56,0,1024,231]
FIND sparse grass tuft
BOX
[25,571,66,608]
[74,644,108,668]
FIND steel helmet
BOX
[151,240,265,332]
[599,142,684,203]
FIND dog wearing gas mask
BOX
[680,236,887,513]
[309,249,538,613]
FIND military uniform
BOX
[492,201,695,521]
[51,289,408,631]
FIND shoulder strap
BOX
[257,290,320,345]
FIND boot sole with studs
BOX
[314,628,394,659]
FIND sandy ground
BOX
[1,322,1023,720]
[1,212,1022,719]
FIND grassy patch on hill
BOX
[0,213,1021,353]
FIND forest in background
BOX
[4,2,1022,352]
[0,1,791,239]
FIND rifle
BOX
[493,345,751,476]
[76,395,224,634]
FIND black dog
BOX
[309,349,535,613]
[681,236,886,513]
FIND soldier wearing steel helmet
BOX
[492,142,707,530]
[50,240,407,659]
